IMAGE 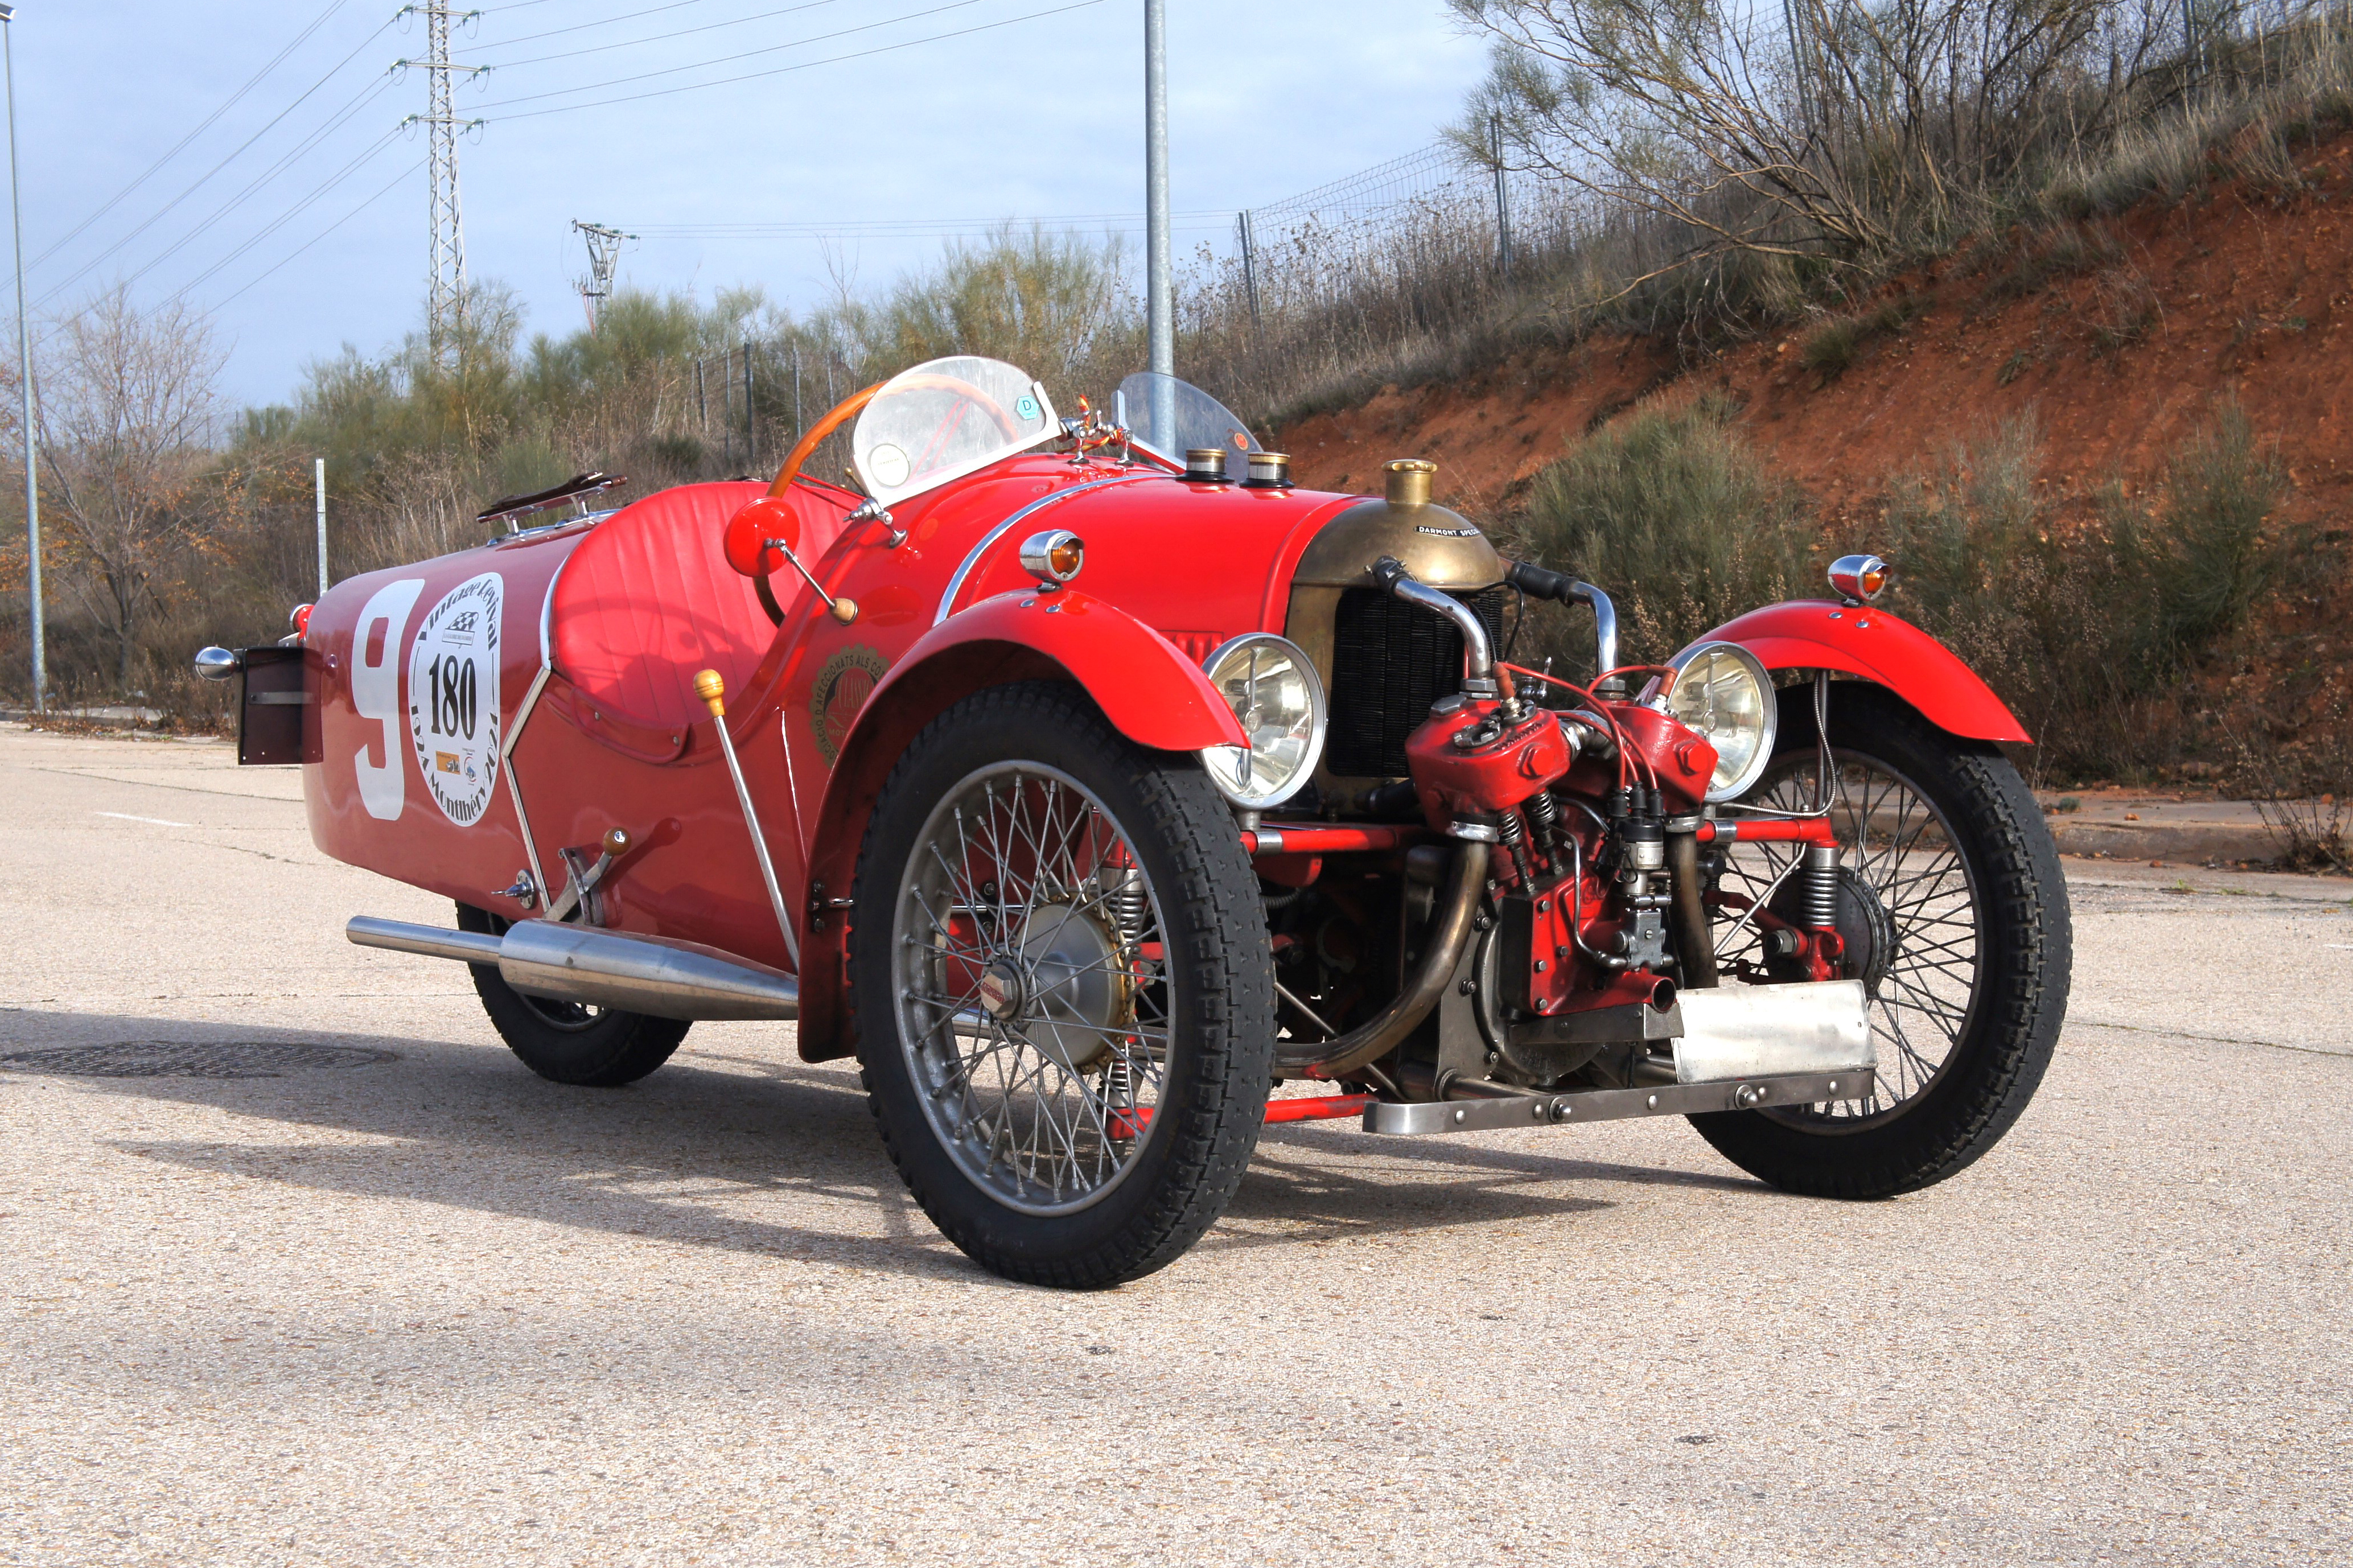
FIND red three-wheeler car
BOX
[196,357,2070,1287]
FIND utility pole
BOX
[397,5,486,367]
[1490,114,1512,279]
[1236,211,1261,334]
[571,220,632,332]
[314,459,328,598]
[1,3,38,713]
[1144,0,1173,383]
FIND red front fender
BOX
[871,590,1249,753]
[1698,601,2030,744]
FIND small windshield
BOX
[1118,372,1260,469]
[852,355,1058,507]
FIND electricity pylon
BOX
[572,221,634,332]
[396,5,486,366]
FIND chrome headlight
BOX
[1661,641,1778,802]
[1197,633,1326,811]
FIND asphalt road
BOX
[3,725,2347,1567]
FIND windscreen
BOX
[1118,372,1260,469]
[852,356,1058,507]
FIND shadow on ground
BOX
[2,1007,1762,1282]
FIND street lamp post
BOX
[1,3,40,714]
[1143,0,1172,383]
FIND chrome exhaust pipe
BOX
[1277,841,1485,1080]
[346,916,800,1022]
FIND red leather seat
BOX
[550,480,849,731]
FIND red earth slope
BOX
[1279,131,2353,531]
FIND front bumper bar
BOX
[1361,1068,1876,1135]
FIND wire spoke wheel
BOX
[854,682,1272,1287]
[1687,682,2068,1200]
[1713,750,1981,1127]
[892,761,1170,1215]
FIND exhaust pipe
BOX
[347,916,800,1022]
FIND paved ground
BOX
[2,725,2347,1567]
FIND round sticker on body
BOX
[406,571,503,825]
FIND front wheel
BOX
[1688,683,2071,1197]
[851,682,1273,1289]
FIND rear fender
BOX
[792,589,1248,1060]
[1697,601,2029,744]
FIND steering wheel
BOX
[762,372,1023,501]
[728,372,1034,627]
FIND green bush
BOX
[1869,400,2288,780]
[1512,397,1816,677]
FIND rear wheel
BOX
[1688,683,2070,1197]
[455,904,690,1087]
[851,682,1273,1289]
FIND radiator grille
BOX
[1326,585,1508,778]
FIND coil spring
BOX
[1524,789,1562,869]
[1496,808,1536,888]
[1803,845,1841,929]
[1106,863,1149,947]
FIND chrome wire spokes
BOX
[1713,751,1982,1126]
[891,762,1170,1216]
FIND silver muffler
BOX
[346,916,800,1022]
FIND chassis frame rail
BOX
[1364,1069,1877,1135]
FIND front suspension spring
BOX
[1803,843,1842,929]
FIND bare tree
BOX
[37,287,225,688]
[1448,1,2195,286]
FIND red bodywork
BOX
[1701,600,2031,743]
[297,440,2023,1059]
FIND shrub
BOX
[1798,317,1862,376]
[1512,396,1816,676]
[1869,400,2290,781]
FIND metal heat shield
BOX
[1675,979,1874,1084]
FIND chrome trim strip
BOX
[932,472,1156,626]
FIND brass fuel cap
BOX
[1290,456,1502,591]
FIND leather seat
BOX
[550,480,849,731]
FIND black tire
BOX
[454,903,691,1087]
[850,681,1273,1289]
[1688,683,2071,1197]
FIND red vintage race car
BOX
[196,356,2070,1287]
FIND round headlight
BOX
[1197,633,1326,811]
[1661,641,1778,802]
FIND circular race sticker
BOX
[406,572,503,825]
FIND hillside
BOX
[1280,129,2353,533]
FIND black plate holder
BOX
[237,645,313,766]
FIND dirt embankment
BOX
[1278,132,2353,531]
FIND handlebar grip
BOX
[1506,559,1576,602]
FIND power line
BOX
[469,0,815,57]
[48,73,399,309]
[166,127,406,302]
[480,0,1107,121]
[468,0,989,110]
[32,17,396,302]
[209,158,423,312]
[31,0,356,270]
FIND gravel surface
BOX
[3,725,2347,1567]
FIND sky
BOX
[4,1,1493,408]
